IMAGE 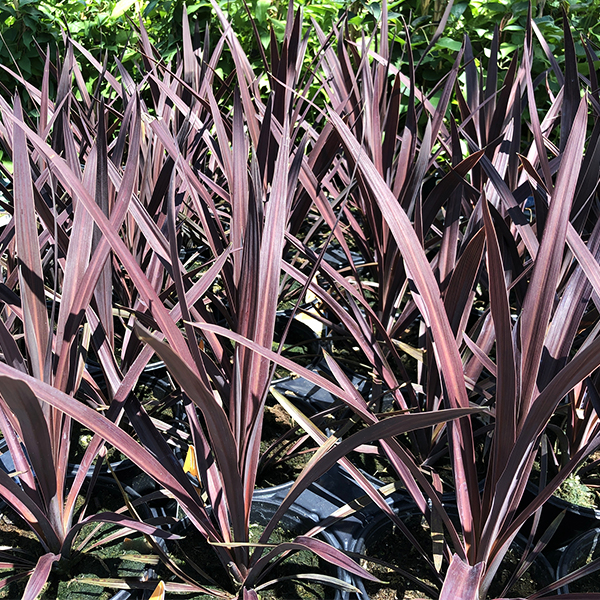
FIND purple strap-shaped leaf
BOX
[519,97,588,422]
[12,96,50,383]
[481,198,517,498]
[54,142,96,385]
[3,105,198,386]
[439,554,484,600]
[479,333,600,565]
[327,107,481,555]
[93,99,114,350]
[258,405,481,553]
[210,0,261,147]
[240,115,294,512]
[133,323,246,541]
[0,377,58,529]
[0,467,59,551]
[246,536,380,589]
[61,512,181,557]
[0,365,219,544]
[22,552,59,600]
[326,109,468,408]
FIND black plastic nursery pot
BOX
[251,463,418,599]
[0,437,158,507]
[272,357,393,417]
[324,482,560,600]
[488,533,556,599]
[339,515,557,600]
[524,482,600,550]
[556,528,600,594]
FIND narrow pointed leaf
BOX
[22,553,59,600]
[12,96,49,381]
[439,555,484,600]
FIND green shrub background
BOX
[3,0,600,99]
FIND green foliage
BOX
[341,0,600,86]
[3,0,600,104]
[0,0,143,99]
[0,0,56,93]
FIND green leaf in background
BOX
[436,37,463,52]
[111,0,137,19]
[255,0,270,24]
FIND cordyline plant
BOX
[276,3,600,599]
[0,2,481,598]
[0,48,194,597]
[3,0,600,599]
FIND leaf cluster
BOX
[1,2,600,600]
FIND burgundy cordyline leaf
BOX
[0,316,26,373]
[0,65,46,109]
[67,37,121,94]
[241,117,291,489]
[422,149,484,234]
[0,365,221,542]
[402,120,432,219]
[4,107,197,382]
[584,39,600,105]
[0,468,59,550]
[21,553,59,600]
[483,27,499,137]
[463,332,497,377]
[566,221,600,301]
[247,536,381,589]
[192,321,357,403]
[321,352,461,565]
[438,123,465,287]
[481,198,517,496]
[439,555,484,600]
[540,219,600,389]
[327,108,481,556]
[231,88,249,288]
[499,510,565,598]
[93,99,114,350]
[181,5,198,101]
[479,333,600,582]
[361,50,383,174]
[190,319,470,559]
[429,48,463,149]
[559,6,580,152]
[133,323,246,542]
[523,39,553,196]
[165,167,205,377]
[12,96,49,383]
[0,378,59,532]
[60,511,181,556]
[473,152,540,258]
[519,97,588,423]
[39,49,50,140]
[416,0,455,70]
[0,397,35,496]
[259,405,482,553]
[243,589,259,600]
[54,145,96,380]
[443,227,486,338]
[327,110,468,404]
[210,0,261,146]
[53,100,142,389]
